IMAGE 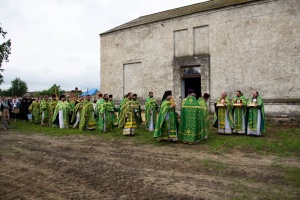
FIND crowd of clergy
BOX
[0,89,265,144]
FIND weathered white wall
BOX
[123,62,144,96]
[101,23,175,101]
[174,29,189,57]
[100,0,300,116]
[194,26,209,54]
[210,0,300,100]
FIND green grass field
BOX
[10,119,300,158]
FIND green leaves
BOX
[0,24,12,84]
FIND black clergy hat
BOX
[59,94,66,100]
[203,93,210,99]
[161,90,172,104]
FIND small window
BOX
[181,66,201,78]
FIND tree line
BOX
[0,77,66,97]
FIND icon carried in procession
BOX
[216,98,226,107]
[170,98,175,107]
[233,99,243,107]
[248,98,257,107]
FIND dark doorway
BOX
[183,77,201,99]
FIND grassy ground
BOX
[10,120,300,158]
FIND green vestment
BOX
[40,99,50,126]
[132,99,143,126]
[213,97,234,134]
[79,100,96,131]
[110,100,119,126]
[98,100,114,132]
[198,97,210,139]
[49,100,58,126]
[145,96,151,127]
[153,100,178,141]
[29,100,41,124]
[95,98,104,112]
[70,100,76,111]
[118,99,137,135]
[247,95,266,136]
[71,101,83,128]
[118,97,127,120]
[52,100,71,128]
[179,96,204,143]
[145,98,159,131]
[232,95,247,134]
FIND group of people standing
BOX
[213,90,266,136]
[115,90,210,145]
[1,89,265,143]
[118,89,265,144]
[152,90,211,144]
[0,97,22,129]
[24,94,118,131]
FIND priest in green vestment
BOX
[118,93,127,120]
[153,91,178,141]
[40,95,50,126]
[52,94,72,129]
[98,94,114,132]
[71,96,84,128]
[145,93,159,132]
[213,91,234,134]
[70,97,77,109]
[145,92,153,129]
[232,90,247,134]
[29,97,41,124]
[96,93,104,106]
[95,94,104,117]
[132,94,143,127]
[49,94,58,127]
[247,91,266,136]
[79,95,96,131]
[118,93,137,136]
[198,93,210,139]
[179,93,204,144]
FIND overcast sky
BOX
[0,0,205,92]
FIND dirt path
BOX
[0,130,299,199]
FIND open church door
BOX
[181,66,201,99]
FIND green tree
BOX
[0,24,12,84]
[31,84,65,97]
[48,84,65,96]
[39,89,51,96]
[10,77,28,97]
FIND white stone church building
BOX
[100,0,300,120]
